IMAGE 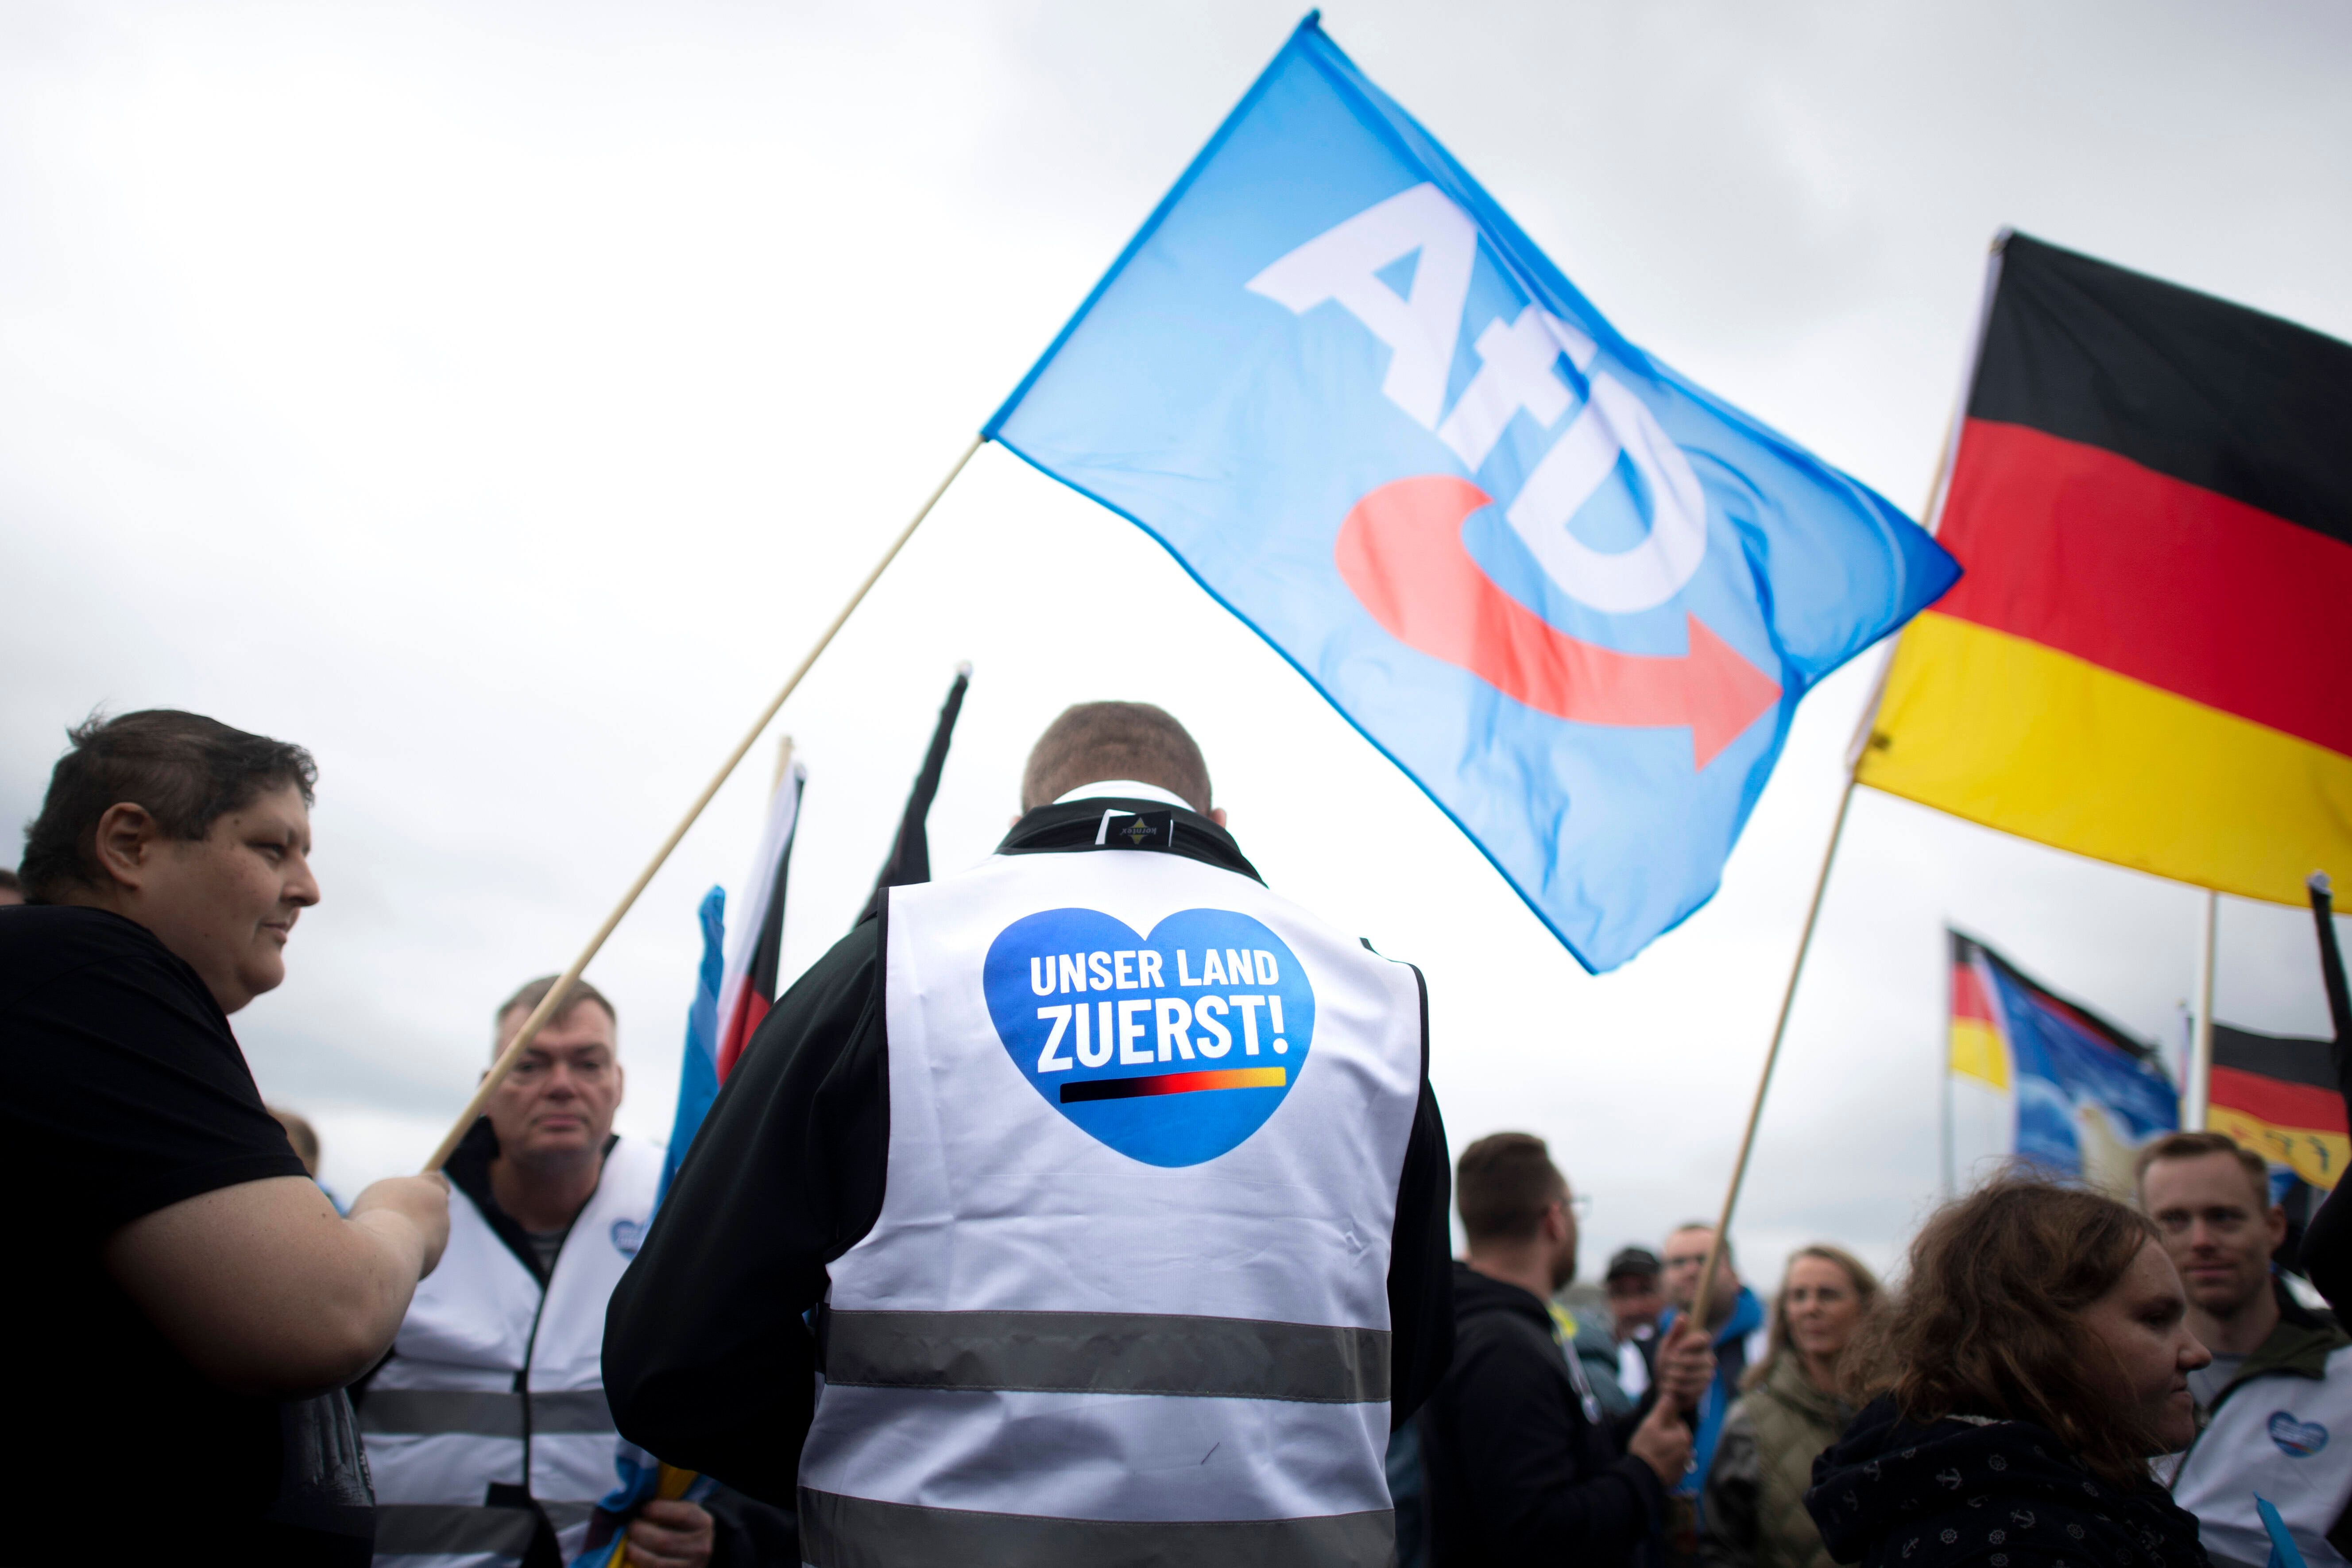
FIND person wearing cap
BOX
[1607,1246,1666,1402]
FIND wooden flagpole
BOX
[1684,772,1859,1339]
[421,434,986,1173]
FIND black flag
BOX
[858,664,970,926]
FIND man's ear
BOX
[1210,807,1228,828]
[90,801,161,890]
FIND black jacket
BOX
[1420,1260,1667,1568]
[1805,1397,2209,1568]
[602,798,1456,1505]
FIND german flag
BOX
[1858,233,2352,903]
[2209,1023,2345,1190]
[1947,936,2009,1090]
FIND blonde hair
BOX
[1746,1243,1880,1393]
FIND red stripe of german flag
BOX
[2207,1023,2345,1189]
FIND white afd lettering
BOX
[1247,182,1477,431]
[1506,370,1707,613]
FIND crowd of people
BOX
[4,705,2350,1568]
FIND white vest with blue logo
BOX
[797,840,1426,1567]
[360,1134,659,1568]
[2169,1344,2352,1568]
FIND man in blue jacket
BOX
[1659,1221,1771,1557]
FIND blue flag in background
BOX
[987,13,1959,972]
[573,889,727,1566]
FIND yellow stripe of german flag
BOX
[1859,612,2352,906]
[2206,1105,2348,1189]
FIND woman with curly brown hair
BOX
[1803,1178,2212,1568]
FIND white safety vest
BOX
[2170,1344,2352,1568]
[798,842,1426,1568]
[361,1136,661,1568]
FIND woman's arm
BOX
[105,1172,449,1397]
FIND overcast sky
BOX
[5,0,2348,1288]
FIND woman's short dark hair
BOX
[19,710,317,903]
[1847,1176,2161,1486]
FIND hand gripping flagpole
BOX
[421,434,986,1173]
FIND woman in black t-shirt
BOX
[2,710,449,1564]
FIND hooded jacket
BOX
[1420,1261,1665,1568]
[1805,1397,2209,1568]
[1701,1352,1853,1568]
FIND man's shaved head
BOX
[1021,702,1212,814]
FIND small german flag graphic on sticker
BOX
[1061,1067,1287,1103]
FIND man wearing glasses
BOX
[2140,1131,2352,1568]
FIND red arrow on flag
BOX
[1335,474,1782,769]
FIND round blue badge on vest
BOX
[610,1218,644,1258]
[2269,1411,2329,1457]
[984,907,1316,1167]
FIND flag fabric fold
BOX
[1859,232,2352,903]
[713,760,807,1085]
[987,13,1957,972]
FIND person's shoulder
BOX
[602,1133,668,1195]
[0,905,200,1009]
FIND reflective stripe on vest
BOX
[801,848,1422,1563]
[799,1489,1399,1568]
[822,1308,1389,1401]
[361,1136,662,1568]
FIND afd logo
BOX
[2269,1411,2329,1458]
[609,1218,644,1258]
[983,907,1315,1168]
[1247,184,1779,770]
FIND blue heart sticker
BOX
[983,907,1316,1168]
[2269,1411,2329,1458]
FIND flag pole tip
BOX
[2314,871,2334,897]
[955,659,973,678]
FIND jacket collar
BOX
[996,797,1264,883]
[2223,1278,2352,1394]
[1760,1347,1850,1425]
[446,1117,619,1285]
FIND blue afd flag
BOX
[986,14,1960,972]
